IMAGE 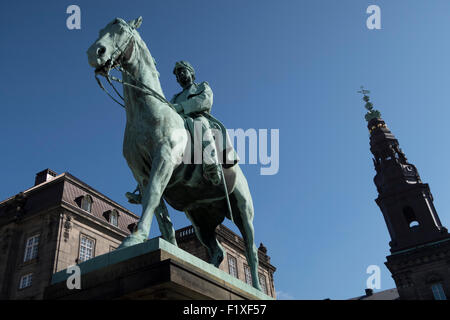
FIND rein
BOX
[94,24,175,111]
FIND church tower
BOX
[361,87,450,300]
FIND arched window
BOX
[81,195,93,213]
[110,210,119,227]
[403,206,420,230]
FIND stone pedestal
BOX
[44,238,272,300]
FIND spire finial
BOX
[358,86,381,122]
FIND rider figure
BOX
[170,61,222,185]
[125,61,237,204]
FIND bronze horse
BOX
[87,17,262,291]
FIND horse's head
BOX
[87,17,143,72]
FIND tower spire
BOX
[361,88,450,300]
[360,87,448,252]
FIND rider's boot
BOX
[125,187,142,204]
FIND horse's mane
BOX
[133,31,160,79]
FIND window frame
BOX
[110,209,119,227]
[78,234,96,263]
[431,283,447,300]
[23,234,40,262]
[227,254,238,278]
[244,264,252,286]
[81,195,93,213]
[258,272,268,295]
[19,273,33,290]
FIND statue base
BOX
[44,238,273,300]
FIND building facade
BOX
[176,224,276,297]
[0,169,276,299]
[363,92,450,300]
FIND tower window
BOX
[403,206,420,230]
[409,221,420,228]
[431,283,447,300]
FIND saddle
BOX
[160,113,239,212]
[180,112,239,169]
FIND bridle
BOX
[94,22,174,110]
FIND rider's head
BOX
[173,61,195,89]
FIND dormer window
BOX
[103,209,120,227]
[81,195,93,213]
[110,210,119,227]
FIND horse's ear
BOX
[129,16,143,29]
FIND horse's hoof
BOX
[117,232,146,249]
[253,282,263,292]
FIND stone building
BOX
[176,224,276,297]
[0,169,276,299]
[362,92,450,300]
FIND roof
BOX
[349,288,399,300]
[0,170,139,235]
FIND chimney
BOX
[365,288,373,296]
[34,169,57,186]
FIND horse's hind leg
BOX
[186,209,225,267]
[155,199,177,246]
[229,168,262,291]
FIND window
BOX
[79,235,95,262]
[259,273,268,295]
[81,195,93,213]
[19,273,33,289]
[227,254,238,278]
[244,265,252,286]
[23,234,40,262]
[403,206,420,230]
[431,283,447,300]
[110,210,119,227]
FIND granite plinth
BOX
[44,238,273,300]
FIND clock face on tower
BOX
[403,165,415,175]
[402,164,419,184]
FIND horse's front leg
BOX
[118,146,176,249]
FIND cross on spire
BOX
[358,86,381,122]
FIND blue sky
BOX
[2,0,450,299]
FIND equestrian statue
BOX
[86,16,262,291]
